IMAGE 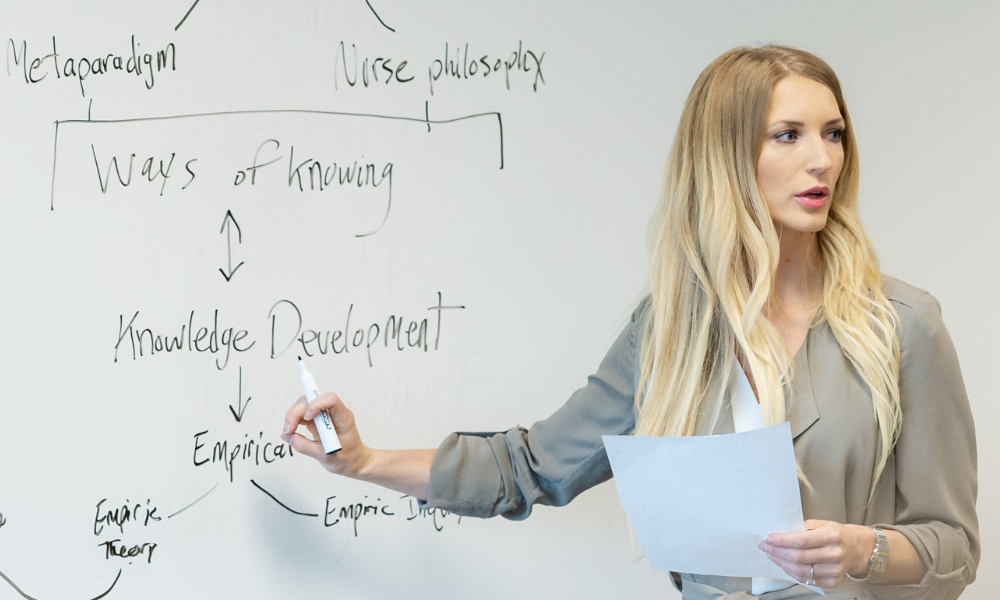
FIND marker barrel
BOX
[299,362,342,454]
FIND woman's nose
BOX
[806,134,833,174]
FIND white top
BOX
[732,362,795,596]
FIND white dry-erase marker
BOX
[298,356,342,454]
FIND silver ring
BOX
[805,564,816,586]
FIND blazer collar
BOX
[699,329,821,439]
[787,329,820,439]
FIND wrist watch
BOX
[846,526,889,582]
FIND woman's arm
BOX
[876,528,927,583]
[872,291,979,592]
[281,393,435,500]
[763,289,978,595]
[281,305,645,519]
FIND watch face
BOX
[873,551,889,574]
[872,528,889,574]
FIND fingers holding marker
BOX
[279,396,320,458]
[280,392,342,433]
[303,391,344,421]
[280,393,341,441]
[282,424,324,460]
[296,357,342,454]
[282,396,309,436]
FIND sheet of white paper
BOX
[603,422,815,586]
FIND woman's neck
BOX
[762,227,825,363]
[772,227,824,310]
[738,227,825,392]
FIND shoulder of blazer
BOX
[881,274,933,310]
[880,275,947,352]
[631,295,652,324]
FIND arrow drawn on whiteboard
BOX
[0,567,121,600]
[229,367,251,423]
[219,210,244,282]
[251,480,319,517]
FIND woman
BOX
[281,46,978,599]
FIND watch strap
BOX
[845,526,889,582]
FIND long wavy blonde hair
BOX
[635,46,901,495]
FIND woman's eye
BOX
[827,128,844,142]
[774,130,797,143]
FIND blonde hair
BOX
[635,45,901,497]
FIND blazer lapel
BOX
[787,325,821,439]
[697,331,822,438]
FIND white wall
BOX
[0,1,993,598]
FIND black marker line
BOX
[88,98,92,121]
[175,0,200,31]
[364,0,395,33]
[219,210,244,282]
[88,569,122,600]
[250,479,318,517]
[496,113,504,169]
[49,121,59,211]
[0,569,36,600]
[50,107,504,210]
[55,108,500,128]
[167,483,218,518]
[0,567,120,600]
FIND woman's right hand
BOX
[281,392,436,499]
[281,392,374,479]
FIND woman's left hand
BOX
[758,519,875,588]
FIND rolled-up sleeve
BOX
[875,292,979,599]
[421,307,642,520]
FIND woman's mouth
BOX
[795,186,829,209]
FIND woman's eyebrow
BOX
[768,118,846,128]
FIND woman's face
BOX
[756,76,845,234]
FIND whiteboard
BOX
[0,2,995,599]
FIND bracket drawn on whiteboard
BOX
[175,0,394,32]
[49,106,504,211]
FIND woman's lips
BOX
[795,186,829,209]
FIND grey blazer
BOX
[422,277,979,600]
